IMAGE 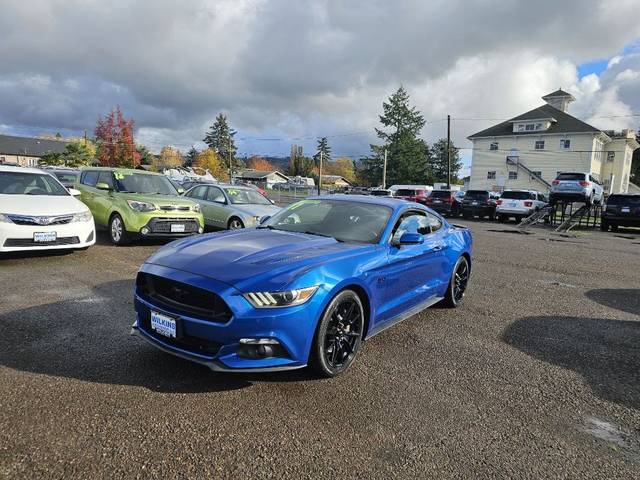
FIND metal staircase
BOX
[505,156,552,189]
[517,201,602,232]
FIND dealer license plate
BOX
[150,310,177,338]
[170,223,186,233]
[508,202,517,207]
[433,200,441,204]
[621,207,630,213]
[472,201,478,205]
[33,232,57,242]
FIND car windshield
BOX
[501,191,534,200]
[430,190,451,198]
[224,187,271,205]
[370,190,390,196]
[556,173,585,181]
[0,172,69,195]
[465,190,489,200]
[114,172,178,195]
[607,195,640,205]
[396,189,419,196]
[53,171,78,184]
[263,199,392,244]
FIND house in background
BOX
[235,169,290,188]
[321,175,352,188]
[0,134,67,167]
[467,89,638,194]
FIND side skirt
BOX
[364,296,443,340]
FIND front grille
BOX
[139,313,223,356]
[7,214,73,225]
[159,205,191,211]
[4,236,80,247]
[147,218,199,234]
[136,272,232,322]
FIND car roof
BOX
[0,165,50,174]
[311,194,413,211]
[79,166,162,176]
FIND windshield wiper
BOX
[302,230,343,242]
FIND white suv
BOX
[496,190,548,223]
[550,172,604,205]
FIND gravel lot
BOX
[1,221,639,479]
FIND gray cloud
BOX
[0,0,639,154]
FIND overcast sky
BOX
[1,0,640,172]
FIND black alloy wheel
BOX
[441,256,470,308]
[310,290,364,377]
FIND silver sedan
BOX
[184,184,281,230]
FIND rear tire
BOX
[109,213,131,245]
[441,256,470,308]
[309,290,364,378]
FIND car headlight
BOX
[71,210,93,222]
[252,215,261,223]
[243,286,319,308]
[127,200,157,212]
[0,213,13,224]
[192,203,201,213]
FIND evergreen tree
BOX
[185,146,198,167]
[428,138,462,183]
[370,86,429,185]
[203,113,239,177]
[313,137,332,165]
[136,144,155,165]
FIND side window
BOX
[392,211,441,243]
[81,171,99,186]
[424,212,442,233]
[97,171,114,189]
[187,185,207,199]
[207,186,226,203]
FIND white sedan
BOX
[0,165,96,252]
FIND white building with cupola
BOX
[467,89,638,194]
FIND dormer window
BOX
[512,119,554,133]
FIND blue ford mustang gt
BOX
[131,195,473,377]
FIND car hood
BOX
[145,228,373,291]
[115,192,197,207]
[231,203,281,217]
[0,194,88,215]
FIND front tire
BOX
[309,290,364,378]
[109,213,130,245]
[228,217,244,230]
[441,256,470,308]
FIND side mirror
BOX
[177,187,185,194]
[95,182,111,191]
[259,215,271,225]
[68,188,81,196]
[269,199,276,205]
[395,232,424,246]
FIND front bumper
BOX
[0,219,96,252]
[131,263,323,372]
[123,211,204,235]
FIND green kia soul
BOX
[75,167,204,245]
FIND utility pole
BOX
[446,115,451,189]
[84,130,87,146]
[382,148,388,189]
[317,150,323,195]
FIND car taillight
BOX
[552,180,560,185]
[444,197,452,203]
[524,201,533,207]
[578,181,589,187]
[425,197,432,203]
[496,199,503,205]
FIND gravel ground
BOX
[1,221,639,479]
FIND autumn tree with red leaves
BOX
[94,106,140,167]
[246,156,275,171]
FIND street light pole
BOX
[317,150,323,195]
[446,114,451,189]
[382,148,388,189]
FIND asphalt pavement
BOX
[1,221,639,478]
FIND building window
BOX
[0,156,5,163]
[487,171,496,180]
[535,123,543,130]
[534,140,545,150]
[517,124,525,132]
[607,151,615,162]
[532,171,542,178]
[489,142,498,151]
[508,171,518,180]
[525,124,536,131]
[560,139,570,149]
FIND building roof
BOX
[321,175,353,185]
[468,104,601,139]
[236,170,288,181]
[542,88,575,100]
[0,134,67,157]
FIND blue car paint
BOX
[132,195,473,372]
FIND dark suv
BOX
[601,194,640,231]
[461,190,497,219]
[425,190,461,216]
